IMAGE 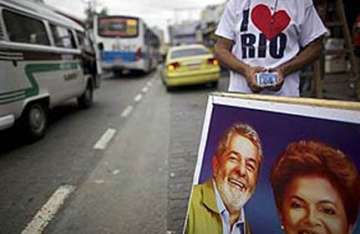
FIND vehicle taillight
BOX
[135,47,142,60]
[207,58,219,66]
[167,62,180,71]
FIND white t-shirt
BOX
[215,0,327,96]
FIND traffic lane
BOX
[46,75,169,234]
[0,70,154,153]
[0,71,155,234]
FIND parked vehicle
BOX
[0,0,99,140]
[161,44,220,91]
[94,15,160,74]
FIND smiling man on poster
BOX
[214,0,327,96]
[185,123,263,234]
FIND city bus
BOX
[0,0,99,140]
[94,15,160,74]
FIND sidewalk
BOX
[301,72,359,101]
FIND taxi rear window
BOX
[171,48,209,59]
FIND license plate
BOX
[187,64,200,69]
[115,58,123,64]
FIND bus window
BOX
[3,10,49,45]
[50,24,76,49]
[98,17,138,38]
[76,31,94,54]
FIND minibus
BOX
[0,0,99,140]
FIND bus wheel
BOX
[22,102,48,141]
[78,82,94,109]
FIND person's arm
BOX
[214,37,266,93]
[277,37,322,77]
[270,37,323,91]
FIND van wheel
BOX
[78,82,93,109]
[22,102,48,141]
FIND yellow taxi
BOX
[161,44,220,90]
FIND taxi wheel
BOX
[78,82,94,109]
[166,85,174,92]
[21,102,48,141]
[210,81,218,88]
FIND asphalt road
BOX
[0,69,228,234]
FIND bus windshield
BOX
[98,17,138,38]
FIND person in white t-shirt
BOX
[214,0,327,96]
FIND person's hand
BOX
[244,66,266,93]
[268,67,285,92]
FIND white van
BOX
[0,0,99,140]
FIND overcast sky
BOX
[45,0,225,33]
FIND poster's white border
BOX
[191,96,215,186]
[183,95,215,234]
[214,95,360,124]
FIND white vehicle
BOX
[94,15,160,74]
[0,0,99,140]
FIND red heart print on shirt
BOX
[251,4,291,40]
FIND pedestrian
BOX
[214,0,327,96]
[185,123,263,234]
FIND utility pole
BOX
[82,0,101,28]
[83,0,98,13]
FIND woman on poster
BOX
[270,140,360,234]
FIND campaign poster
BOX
[184,93,360,234]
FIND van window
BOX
[3,10,49,45]
[76,31,85,47]
[76,31,93,53]
[0,20,4,40]
[50,24,76,49]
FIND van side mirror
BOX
[98,42,104,51]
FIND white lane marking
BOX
[94,180,105,184]
[134,94,143,102]
[112,169,120,175]
[94,128,117,150]
[142,87,149,93]
[121,105,133,118]
[147,81,152,87]
[21,185,75,234]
